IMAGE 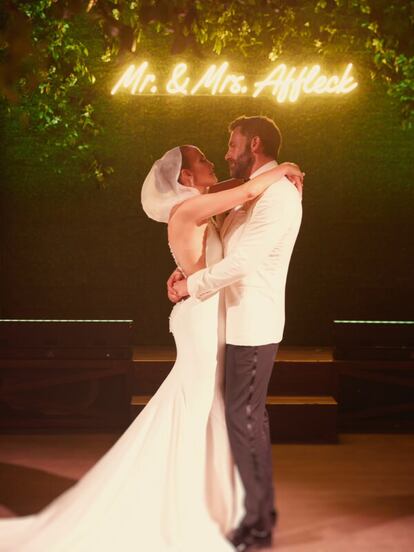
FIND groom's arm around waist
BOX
[187,180,302,300]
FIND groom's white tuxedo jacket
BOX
[187,161,302,346]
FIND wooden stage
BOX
[1,345,413,439]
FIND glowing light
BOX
[138,73,156,93]
[166,63,190,94]
[0,319,133,323]
[190,62,246,95]
[334,320,414,324]
[253,63,358,102]
[111,61,358,102]
[111,62,157,95]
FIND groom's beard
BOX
[228,146,254,179]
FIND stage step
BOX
[267,395,338,443]
[130,394,338,443]
[131,360,337,397]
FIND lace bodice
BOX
[168,241,186,277]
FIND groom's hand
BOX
[167,268,185,303]
[173,279,189,300]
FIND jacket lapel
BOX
[220,208,241,240]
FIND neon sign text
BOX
[111,61,358,102]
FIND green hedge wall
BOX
[1,32,413,345]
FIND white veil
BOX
[141,146,200,223]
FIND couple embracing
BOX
[144,114,303,551]
[0,116,303,552]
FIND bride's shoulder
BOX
[169,195,200,221]
[168,200,195,227]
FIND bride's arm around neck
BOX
[169,163,302,226]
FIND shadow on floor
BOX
[0,462,75,516]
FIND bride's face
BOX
[182,147,218,190]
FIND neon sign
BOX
[111,61,358,102]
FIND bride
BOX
[0,146,303,551]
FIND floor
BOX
[0,433,413,551]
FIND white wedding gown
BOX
[0,221,244,551]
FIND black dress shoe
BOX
[228,522,272,551]
[228,523,251,550]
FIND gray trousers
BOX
[224,343,278,530]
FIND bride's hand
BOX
[167,268,185,303]
[173,279,189,300]
[280,162,305,197]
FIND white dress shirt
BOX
[187,161,302,346]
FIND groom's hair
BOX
[229,116,282,159]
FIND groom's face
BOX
[225,127,254,179]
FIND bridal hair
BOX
[178,145,195,185]
[179,145,193,170]
[229,115,282,159]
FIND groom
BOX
[168,116,302,551]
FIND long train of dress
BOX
[0,222,243,551]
